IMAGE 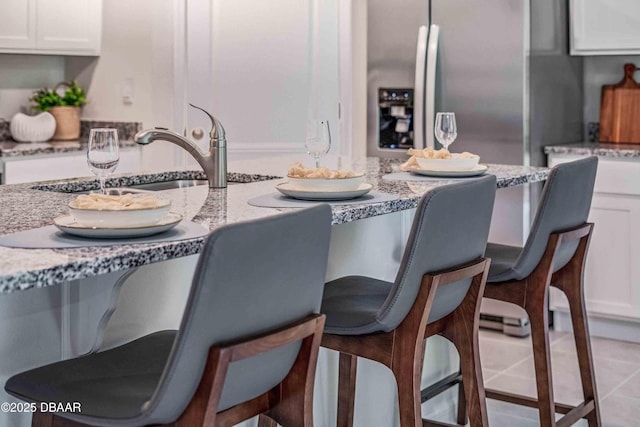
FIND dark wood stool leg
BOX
[337,352,358,427]
[553,231,602,427]
[448,271,489,427]
[31,412,54,427]
[566,288,602,426]
[391,354,424,427]
[32,413,90,427]
[456,371,468,425]
[527,299,557,427]
[258,414,278,427]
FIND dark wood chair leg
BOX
[391,355,424,427]
[32,413,89,427]
[337,352,358,427]
[554,234,602,427]
[257,414,278,427]
[446,270,489,427]
[566,289,602,427]
[31,412,54,427]
[527,298,557,427]
[456,378,468,426]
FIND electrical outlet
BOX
[122,78,134,105]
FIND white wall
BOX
[0,55,65,119]
[66,0,175,130]
[583,55,640,133]
[205,0,340,160]
[64,0,177,171]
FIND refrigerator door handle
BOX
[425,24,440,149]
[413,25,429,149]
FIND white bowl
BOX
[286,174,365,192]
[415,154,480,171]
[68,198,172,228]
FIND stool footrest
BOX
[556,400,596,427]
[420,371,463,403]
[486,389,596,424]
[422,418,461,427]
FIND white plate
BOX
[415,154,480,171]
[68,193,172,228]
[410,164,489,178]
[286,174,365,192]
[276,182,373,201]
[53,212,183,239]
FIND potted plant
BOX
[31,81,87,140]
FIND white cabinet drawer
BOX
[2,149,141,185]
[548,154,640,196]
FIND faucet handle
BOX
[188,103,226,144]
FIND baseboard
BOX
[553,310,640,343]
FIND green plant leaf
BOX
[30,81,87,111]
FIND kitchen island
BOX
[0,157,548,426]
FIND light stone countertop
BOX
[0,157,549,293]
[544,142,640,159]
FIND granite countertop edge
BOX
[544,142,640,158]
[0,160,550,293]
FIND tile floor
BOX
[424,328,640,426]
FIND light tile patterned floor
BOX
[426,329,640,426]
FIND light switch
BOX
[122,78,135,105]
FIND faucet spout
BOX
[134,105,227,188]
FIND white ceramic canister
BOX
[9,112,56,142]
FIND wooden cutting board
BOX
[600,63,640,144]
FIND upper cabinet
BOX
[570,0,640,55]
[0,0,37,49]
[0,0,101,55]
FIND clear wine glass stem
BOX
[315,157,320,168]
[99,177,106,194]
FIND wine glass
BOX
[87,128,119,194]
[305,119,331,168]
[434,112,457,151]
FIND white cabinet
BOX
[0,0,36,49]
[570,0,640,55]
[1,148,141,185]
[0,0,101,55]
[548,154,640,327]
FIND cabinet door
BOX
[550,194,640,319]
[0,0,36,49]
[35,0,101,53]
[3,149,141,185]
[570,0,640,55]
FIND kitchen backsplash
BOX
[0,119,10,141]
[79,120,142,140]
[587,122,599,143]
[0,119,142,142]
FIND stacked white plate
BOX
[278,174,372,201]
[412,154,487,177]
[54,192,182,238]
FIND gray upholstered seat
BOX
[6,205,333,427]
[485,157,598,283]
[321,175,497,336]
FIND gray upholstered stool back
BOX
[507,156,597,281]
[377,175,497,330]
[141,205,332,423]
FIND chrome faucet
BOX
[134,104,227,188]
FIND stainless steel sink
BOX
[125,179,210,191]
[125,179,243,191]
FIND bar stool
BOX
[483,157,600,426]
[5,205,333,427]
[425,157,601,426]
[320,175,497,427]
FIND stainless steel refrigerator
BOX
[365,0,584,336]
